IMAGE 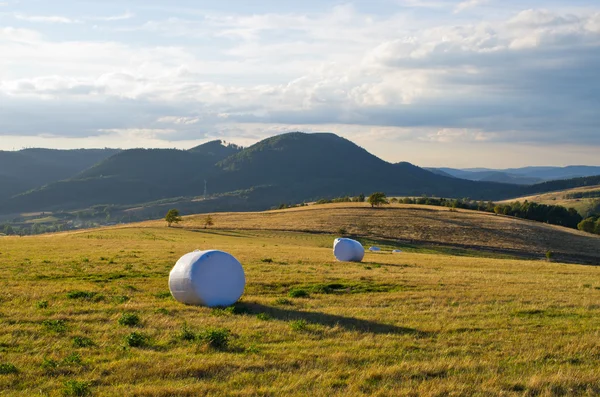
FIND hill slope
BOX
[0,133,520,214]
[174,203,600,264]
[501,185,600,217]
[0,148,120,200]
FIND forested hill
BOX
[0,148,120,200]
[0,133,519,214]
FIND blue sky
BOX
[1,0,599,167]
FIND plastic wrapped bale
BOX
[169,250,246,307]
[392,250,403,254]
[369,246,381,252]
[333,238,365,262]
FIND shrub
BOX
[63,353,82,366]
[43,319,67,333]
[288,289,310,298]
[256,313,272,321]
[179,323,197,341]
[199,328,230,349]
[124,332,148,348]
[66,291,97,300]
[290,319,308,331]
[274,298,293,306]
[118,313,140,327]
[72,336,94,348]
[62,380,91,397]
[546,251,554,261]
[0,363,18,375]
[336,227,348,236]
[261,258,273,263]
[36,300,49,309]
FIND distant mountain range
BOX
[427,166,600,185]
[1,133,599,216]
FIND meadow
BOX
[0,205,599,396]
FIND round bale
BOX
[169,250,245,307]
[333,238,365,262]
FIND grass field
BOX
[1,206,600,396]
[163,203,600,264]
[501,185,600,217]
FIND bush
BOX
[199,328,230,349]
[43,319,67,333]
[179,323,197,341]
[118,313,140,327]
[256,313,272,321]
[274,298,293,306]
[336,227,348,236]
[288,289,310,298]
[72,336,94,348]
[62,380,91,397]
[124,332,148,348]
[0,363,18,375]
[36,300,49,309]
[546,251,554,261]
[67,291,97,300]
[290,320,308,331]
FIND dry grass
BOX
[501,185,600,216]
[154,203,600,264]
[1,214,600,396]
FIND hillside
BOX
[501,185,600,217]
[2,211,600,395]
[170,203,600,264]
[0,133,520,214]
[0,148,120,200]
[433,166,600,184]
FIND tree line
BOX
[315,193,586,230]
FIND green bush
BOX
[124,332,148,348]
[290,320,308,331]
[179,323,197,341]
[256,313,272,321]
[288,289,310,298]
[118,313,140,327]
[67,291,97,300]
[0,363,18,375]
[199,328,230,349]
[43,319,67,333]
[62,380,91,397]
[72,336,94,348]
[36,300,49,309]
[274,298,293,306]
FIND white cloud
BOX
[14,13,82,24]
[91,12,134,22]
[454,0,488,14]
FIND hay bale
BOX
[169,250,245,307]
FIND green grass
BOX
[0,225,599,395]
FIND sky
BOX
[0,0,599,168]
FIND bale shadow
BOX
[237,302,431,336]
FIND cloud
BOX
[13,13,82,24]
[454,0,489,14]
[0,5,599,164]
[90,12,135,22]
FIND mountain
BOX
[0,148,120,200]
[435,166,600,184]
[0,133,521,214]
[430,168,542,185]
[0,141,245,213]
[188,139,242,158]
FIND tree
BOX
[368,192,389,208]
[546,250,554,262]
[390,197,399,204]
[3,224,13,236]
[203,215,214,229]
[358,193,365,203]
[165,209,182,227]
[578,217,596,234]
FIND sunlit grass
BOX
[0,219,599,395]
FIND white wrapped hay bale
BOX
[333,238,365,262]
[169,250,245,307]
[369,246,381,252]
[392,249,403,254]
